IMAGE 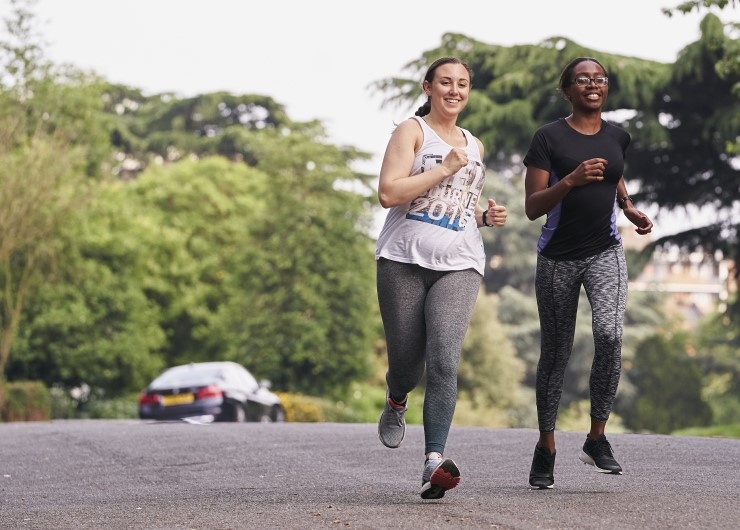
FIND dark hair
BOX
[558,56,609,93]
[415,57,473,117]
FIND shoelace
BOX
[387,404,405,423]
[590,438,614,457]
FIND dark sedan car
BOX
[138,361,285,423]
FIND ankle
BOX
[388,396,407,409]
[536,443,556,455]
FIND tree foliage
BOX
[9,144,378,397]
[458,291,526,415]
[662,0,738,16]
[692,307,740,423]
[621,332,713,433]
[208,129,378,396]
[0,0,110,380]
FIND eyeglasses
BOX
[572,76,609,87]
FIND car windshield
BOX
[150,365,224,388]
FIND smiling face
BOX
[423,62,471,117]
[563,59,609,111]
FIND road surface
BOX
[1,420,738,529]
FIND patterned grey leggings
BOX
[376,258,482,455]
[534,244,628,432]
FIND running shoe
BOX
[579,434,623,474]
[377,392,406,448]
[420,453,461,499]
[529,444,555,489]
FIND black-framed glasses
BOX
[573,76,609,87]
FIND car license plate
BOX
[162,393,194,406]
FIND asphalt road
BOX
[1,419,738,529]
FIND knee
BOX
[594,324,622,348]
[426,359,458,386]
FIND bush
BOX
[76,395,139,419]
[0,381,51,422]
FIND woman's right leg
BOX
[376,258,428,402]
[530,254,583,488]
[534,254,583,444]
[421,268,481,456]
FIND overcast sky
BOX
[6,0,736,235]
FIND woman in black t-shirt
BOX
[523,57,653,490]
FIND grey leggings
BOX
[534,244,628,432]
[377,258,482,454]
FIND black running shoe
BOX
[529,444,555,489]
[579,434,623,474]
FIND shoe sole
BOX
[529,481,554,490]
[579,451,623,474]
[378,434,403,448]
[420,459,460,499]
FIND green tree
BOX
[693,307,740,424]
[458,291,527,423]
[480,170,540,294]
[0,0,111,381]
[621,332,713,433]
[628,13,739,274]
[0,133,87,381]
[8,180,173,394]
[101,84,347,178]
[121,156,269,370]
[212,128,378,396]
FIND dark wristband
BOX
[482,210,493,227]
[617,196,633,209]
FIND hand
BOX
[624,207,653,235]
[441,147,468,177]
[568,158,608,186]
[484,198,507,227]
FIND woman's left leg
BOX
[422,268,482,455]
[583,244,628,424]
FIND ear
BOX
[422,80,431,96]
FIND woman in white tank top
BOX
[375,56,508,500]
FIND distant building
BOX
[621,228,737,326]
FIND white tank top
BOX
[375,116,486,275]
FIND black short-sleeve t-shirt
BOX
[523,118,630,260]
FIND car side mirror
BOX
[259,379,272,389]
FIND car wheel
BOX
[271,405,286,422]
[233,404,246,422]
[221,402,245,422]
